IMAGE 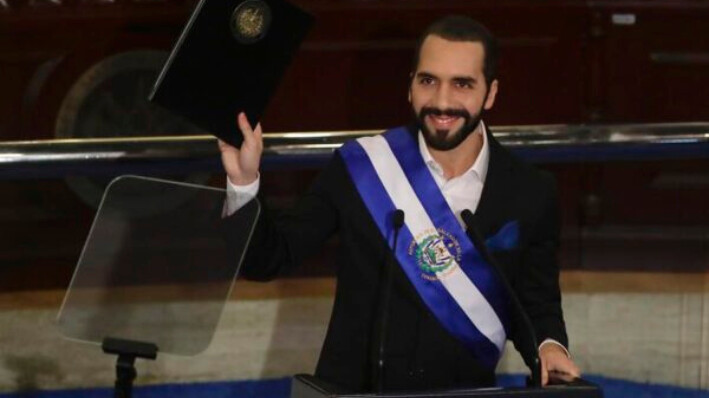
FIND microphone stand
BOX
[460,210,542,387]
[372,209,405,393]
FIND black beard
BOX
[415,106,483,151]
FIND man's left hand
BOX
[539,343,580,386]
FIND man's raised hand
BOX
[218,112,263,186]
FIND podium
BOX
[291,374,603,398]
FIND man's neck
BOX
[427,124,484,179]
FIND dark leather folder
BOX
[150,0,314,147]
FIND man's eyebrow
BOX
[415,71,437,79]
[452,76,477,85]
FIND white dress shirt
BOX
[418,125,489,227]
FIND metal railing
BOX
[1,122,708,179]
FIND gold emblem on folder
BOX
[231,0,271,44]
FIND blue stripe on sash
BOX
[383,127,511,334]
[338,137,506,370]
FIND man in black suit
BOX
[219,15,580,392]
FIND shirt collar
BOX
[418,121,490,183]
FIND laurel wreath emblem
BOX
[230,0,272,44]
[413,230,461,277]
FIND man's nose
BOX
[431,84,452,110]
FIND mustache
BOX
[419,107,471,119]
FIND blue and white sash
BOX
[338,126,519,369]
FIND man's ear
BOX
[484,79,499,110]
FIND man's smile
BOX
[427,114,461,130]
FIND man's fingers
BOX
[237,112,255,143]
[556,361,581,378]
[539,343,582,385]
[544,356,582,386]
[218,139,235,152]
[218,139,239,155]
[254,122,263,142]
[217,137,242,176]
[566,363,581,377]
[545,354,581,377]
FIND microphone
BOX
[373,209,405,393]
[392,209,405,230]
[460,209,542,387]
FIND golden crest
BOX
[408,228,461,281]
[231,0,271,44]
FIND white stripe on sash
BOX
[357,135,506,351]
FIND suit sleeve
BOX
[222,155,341,281]
[518,173,568,348]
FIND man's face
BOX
[409,35,498,151]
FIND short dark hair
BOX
[412,15,499,85]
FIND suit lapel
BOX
[474,129,514,239]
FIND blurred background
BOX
[0,0,708,397]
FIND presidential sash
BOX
[338,126,519,370]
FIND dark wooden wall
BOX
[1,0,708,140]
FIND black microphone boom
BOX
[372,209,405,393]
[393,209,405,229]
[460,209,542,387]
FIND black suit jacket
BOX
[226,125,567,392]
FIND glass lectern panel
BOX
[57,175,259,356]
